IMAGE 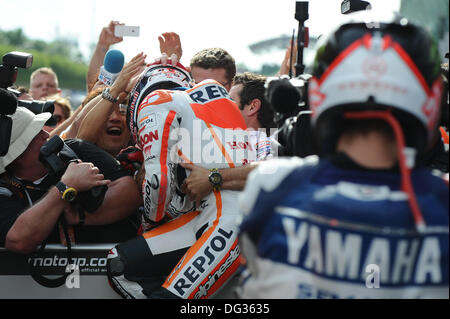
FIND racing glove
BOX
[117,146,144,175]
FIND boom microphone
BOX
[98,49,125,86]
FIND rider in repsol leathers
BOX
[237,16,449,298]
[107,61,255,299]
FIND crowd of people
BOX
[0,10,448,300]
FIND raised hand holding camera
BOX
[99,21,124,47]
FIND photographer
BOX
[0,105,142,253]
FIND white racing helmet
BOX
[308,15,444,232]
[308,14,443,157]
[127,61,193,142]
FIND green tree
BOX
[259,64,280,76]
[0,44,88,91]
[3,28,27,46]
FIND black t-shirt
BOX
[0,175,58,245]
[0,139,140,246]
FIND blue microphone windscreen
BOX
[104,50,125,73]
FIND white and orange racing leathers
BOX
[107,80,255,299]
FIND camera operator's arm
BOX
[87,21,124,92]
[62,94,105,140]
[180,162,259,206]
[77,52,146,144]
[278,40,297,76]
[5,161,110,254]
[64,175,141,225]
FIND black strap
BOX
[0,176,75,288]
[29,216,74,288]
[0,178,29,207]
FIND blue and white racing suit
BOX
[237,155,449,298]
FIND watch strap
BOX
[56,181,67,194]
[56,181,77,202]
[102,87,119,103]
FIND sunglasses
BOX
[118,104,127,116]
[53,115,63,123]
[45,114,64,127]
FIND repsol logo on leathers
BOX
[172,228,234,296]
[188,84,230,104]
[193,244,240,299]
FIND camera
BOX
[0,51,33,90]
[1,51,56,119]
[17,99,57,125]
[267,1,375,157]
[39,135,107,213]
[341,0,371,14]
[265,2,317,157]
[265,74,310,127]
[0,51,56,156]
[266,74,316,157]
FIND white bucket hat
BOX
[0,107,51,174]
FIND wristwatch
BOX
[102,87,119,103]
[208,168,223,191]
[56,181,78,202]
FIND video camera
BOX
[266,0,375,157]
[39,135,108,213]
[0,51,56,156]
[265,1,317,157]
[265,1,311,123]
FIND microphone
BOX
[98,49,125,86]
[265,76,301,115]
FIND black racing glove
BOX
[116,146,144,175]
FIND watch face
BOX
[64,189,77,202]
[209,172,222,185]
